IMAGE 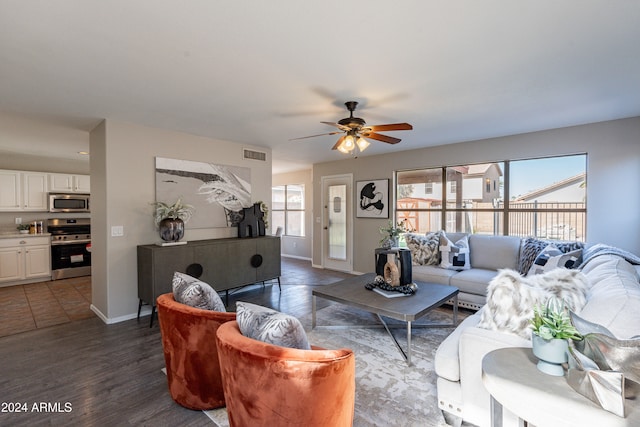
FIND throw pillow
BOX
[404,231,441,266]
[236,301,311,350]
[477,268,590,339]
[439,232,471,271]
[172,271,226,312]
[527,244,582,276]
[518,237,585,275]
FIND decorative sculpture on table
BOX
[237,203,266,238]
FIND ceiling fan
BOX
[290,101,413,154]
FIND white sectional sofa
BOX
[411,233,522,310]
[433,251,640,427]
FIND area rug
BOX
[204,303,467,427]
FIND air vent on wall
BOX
[243,148,267,161]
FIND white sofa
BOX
[434,253,640,427]
[411,233,522,310]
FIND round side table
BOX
[482,347,639,427]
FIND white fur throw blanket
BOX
[477,268,590,339]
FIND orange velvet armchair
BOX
[216,320,356,427]
[156,293,236,410]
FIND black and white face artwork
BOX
[359,182,384,214]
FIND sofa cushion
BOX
[411,265,458,285]
[527,244,582,276]
[518,237,584,275]
[404,231,441,266]
[236,301,311,350]
[440,232,471,271]
[579,255,640,339]
[477,268,589,339]
[449,268,497,295]
[469,235,521,271]
[172,272,226,312]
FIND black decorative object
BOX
[238,203,266,238]
[375,248,412,286]
[364,275,417,295]
[159,218,185,242]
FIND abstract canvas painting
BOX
[356,179,389,218]
[155,157,251,229]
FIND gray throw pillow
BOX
[518,237,584,275]
[439,232,471,271]
[172,272,226,312]
[404,231,441,266]
[236,301,311,350]
[527,244,582,276]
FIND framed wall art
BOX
[155,157,251,229]
[356,179,389,218]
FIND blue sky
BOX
[508,155,586,198]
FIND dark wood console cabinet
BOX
[137,236,281,325]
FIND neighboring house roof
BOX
[513,172,586,201]
[465,163,502,176]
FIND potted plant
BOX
[17,224,30,234]
[530,297,582,376]
[151,197,195,242]
[379,219,410,249]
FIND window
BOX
[425,182,433,194]
[395,154,586,240]
[272,184,305,237]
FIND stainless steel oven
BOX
[47,218,91,280]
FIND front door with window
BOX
[321,174,353,272]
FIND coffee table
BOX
[312,272,459,365]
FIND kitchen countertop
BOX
[0,232,51,239]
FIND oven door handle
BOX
[51,240,91,246]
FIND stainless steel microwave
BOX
[48,193,90,213]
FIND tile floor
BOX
[0,276,93,338]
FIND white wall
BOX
[313,116,640,274]
[273,169,313,259]
[90,119,272,322]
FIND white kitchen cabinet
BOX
[49,173,90,193]
[0,237,51,285]
[0,170,48,211]
[22,172,48,210]
[0,170,21,210]
[0,246,23,282]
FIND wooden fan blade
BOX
[331,136,346,150]
[364,123,413,132]
[289,131,343,141]
[321,121,352,132]
[360,132,401,144]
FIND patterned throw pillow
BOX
[439,232,471,271]
[236,302,311,350]
[477,268,590,339]
[172,272,226,312]
[404,231,441,266]
[527,244,582,276]
[518,237,584,275]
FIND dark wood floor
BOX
[0,258,353,426]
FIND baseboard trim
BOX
[91,304,150,325]
[281,254,312,261]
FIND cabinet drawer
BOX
[0,236,50,248]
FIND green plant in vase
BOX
[151,197,195,242]
[530,297,582,376]
[379,219,410,248]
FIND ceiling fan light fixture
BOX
[337,141,351,154]
[356,137,370,152]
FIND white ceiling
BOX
[1,1,639,173]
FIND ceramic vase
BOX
[159,217,184,242]
[532,334,568,376]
